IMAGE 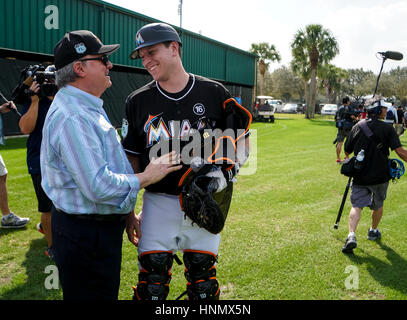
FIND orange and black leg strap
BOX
[133,251,173,300]
[183,250,220,300]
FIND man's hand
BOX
[29,81,40,103]
[137,151,182,188]
[126,211,141,247]
[0,101,17,114]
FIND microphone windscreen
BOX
[385,51,403,60]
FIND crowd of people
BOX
[333,96,407,254]
[334,97,407,163]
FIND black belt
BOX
[56,208,127,222]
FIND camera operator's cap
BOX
[366,99,389,113]
[130,22,182,59]
[54,30,120,70]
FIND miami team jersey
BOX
[122,74,232,195]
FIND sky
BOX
[104,0,407,74]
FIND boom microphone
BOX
[378,51,403,61]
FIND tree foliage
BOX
[250,42,281,95]
[269,66,304,102]
[291,24,339,118]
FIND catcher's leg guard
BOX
[183,250,220,300]
[133,251,173,300]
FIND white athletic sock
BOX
[348,232,355,238]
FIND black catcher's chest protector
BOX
[178,98,251,234]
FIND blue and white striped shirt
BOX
[41,85,140,214]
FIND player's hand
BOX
[138,151,182,188]
[125,210,141,247]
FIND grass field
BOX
[1,114,407,300]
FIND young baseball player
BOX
[122,23,250,300]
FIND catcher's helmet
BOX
[389,158,405,180]
[130,22,182,59]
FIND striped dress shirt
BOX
[40,85,140,214]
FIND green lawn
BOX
[1,115,407,300]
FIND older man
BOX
[41,30,181,300]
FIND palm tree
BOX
[291,24,339,118]
[319,64,348,103]
[290,56,311,108]
[249,42,281,96]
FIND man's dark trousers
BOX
[51,206,126,300]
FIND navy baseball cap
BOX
[54,30,120,70]
[130,23,182,59]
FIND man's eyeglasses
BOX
[78,55,110,66]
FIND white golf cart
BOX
[255,95,278,122]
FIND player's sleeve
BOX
[121,96,143,156]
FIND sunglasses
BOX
[78,55,110,66]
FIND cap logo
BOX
[136,33,144,46]
[74,43,87,54]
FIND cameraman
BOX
[341,98,407,253]
[334,97,356,163]
[18,67,57,259]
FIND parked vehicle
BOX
[320,104,338,115]
[271,100,284,112]
[297,103,306,113]
[255,95,275,122]
[281,103,298,113]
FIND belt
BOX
[56,208,127,222]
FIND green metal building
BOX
[0,0,257,135]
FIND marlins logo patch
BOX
[74,43,87,54]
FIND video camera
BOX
[349,100,365,117]
[11,64,57,104]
